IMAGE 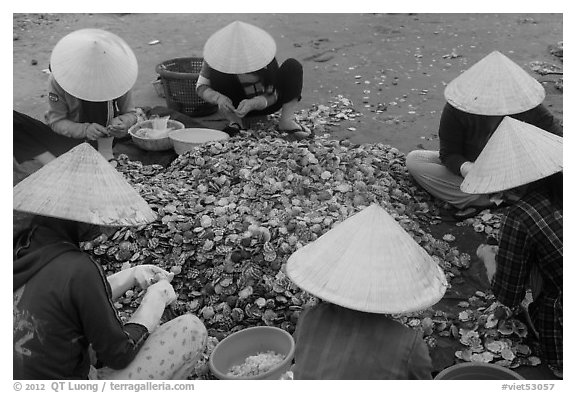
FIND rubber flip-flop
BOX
[222,122,243,137]
[279,123,313,141]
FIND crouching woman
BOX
[13,143,207,380]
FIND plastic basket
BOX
[155,57,218,117]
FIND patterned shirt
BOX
[493,190,562,368]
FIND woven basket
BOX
[155,57,218,117]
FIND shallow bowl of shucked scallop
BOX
[209,326,295,380]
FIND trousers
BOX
[405,150,492,209]
[93,314,207,380]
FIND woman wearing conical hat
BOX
[43,29,140,165]
[465,118,563,378]
[286,204,448,379]
[196,21,311,141]
[13,144,207,380]
[406,51,562,219]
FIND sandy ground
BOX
[12,13,563,380]
[13,13,562,152]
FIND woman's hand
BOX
[86,123,110,140]
[133,265,174,290]
[460,161,474,177]
[128,280,177,331]
[215,94,235,113]
[146,280,177,306]
[235,96,267,118]
[107,117,129,138]
[477,244,498,281]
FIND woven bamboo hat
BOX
[461,117,563,194]
[13,143,156,227]
[50,29,138,102]
[203,21,277,74]
[444,51,545,115]
[286,204,448,314]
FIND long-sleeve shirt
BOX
[292,303,433,379]
[13,224,149,379]
[493,189,562,368]
[44,75,137,139]
[438,103,563,175]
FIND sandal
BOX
[222,122,243,137]
[278,123,313,141]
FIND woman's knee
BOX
[278,59,303,102]
[405,150,430,176]
[280,58,303,75]
[175,314,208,347]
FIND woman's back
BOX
[292,303,432,380]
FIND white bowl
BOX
[128,119,185,151]
[169,128,229,155]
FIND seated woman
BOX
[196,21,311,141]
[466,117,563,378]
[286,204,448,379]
[405,51,562,219]
[44,28,140,164]
[13,143,207,380]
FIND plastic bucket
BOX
[209,326,295,380]
[435,362,525,380]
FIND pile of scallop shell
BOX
[81,97,540,377]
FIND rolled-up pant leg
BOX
[405,150,491,209]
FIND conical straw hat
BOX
[286,204,448,314]
[50,29,138,102]
[444,51,545,115]
[461,117,563,194]
[13,143,156,227]
[203,21,277,74]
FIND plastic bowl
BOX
[209,326,295,380]
[169,128,229,155]
[128,119,185,151]
[435,362,525,380]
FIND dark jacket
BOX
[13,219,148,379]
[438,103,563,175]
[292,303,433,379]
